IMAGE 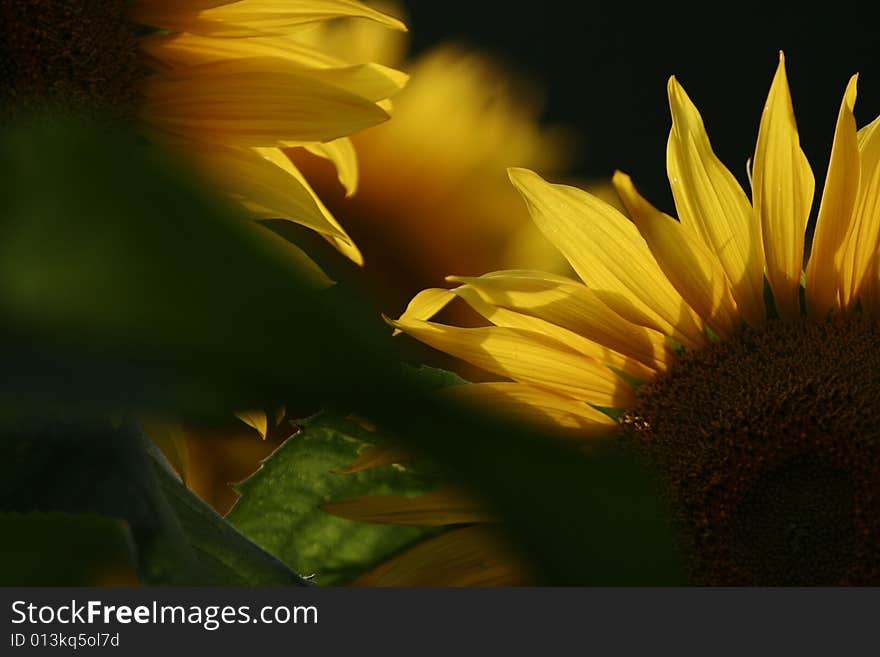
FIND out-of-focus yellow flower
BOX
[2,0,410,510]
[287,2,579,311]
[3,0,408,266]
[336,55,880,586]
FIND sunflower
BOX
[330,54,880,585]
[1,0,408,265]
[284,2,581,300]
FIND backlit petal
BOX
[508,168,705,349]
[753,53,815,320]
[447,271,673,371]
[805,75,860,316]
[133,0,407,37]
[236,410,268,439]
[141,57,390,147]
[449,284,656,381]
[188,146,359,264]
[258,148,362,263]
[298,138,359,196]
[388,317,634,409]
[841,115,880,306]
[667,76,766,325]
[442,382,617,434]
[393,287,457,335]
[613,171,740,337]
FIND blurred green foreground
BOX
[0,119,680,586]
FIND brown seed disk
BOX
[620,316,880,585]
[1,0,141,120]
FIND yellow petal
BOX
[258,148,362,264]
[667,76,766,326]
[841,115,880,306]
[236,410,268,439]
[508,168,705,349]
[133,0,407,37]
[354,526,532,586]
[299,138,359,196]
[188,145,361,264]
[141,57,390,147]
[190,145,347,237]
[447,271,673,371]
[449,284,656,381]
[441,382,617,434]
[805,75,860,316]
[322,487,494,526]
[143,33,407,106]
[388,317,634,409]
[613,171,740,337]
[753,53,815,320]
[141,32,342,68]
[392,287,457,335]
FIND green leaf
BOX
[228,414,440,585]
[0,415,202,585]
[0,512,138,586]
[0,415,308,586]
[400,364,468,391]
[147,442,310,586]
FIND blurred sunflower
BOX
[284,2,586,311]
[332,54,880,585]
[2,0,408,265]
[1,0,408,511]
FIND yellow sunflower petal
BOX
[392,287,457,335]
[299,138,359,196]
[613,171,740,338]
[133,0,407,37]
[805,75,860,316]
[189,145,349,239]
[388,317,634,409]
[354,526,532,586]
[667,76,766,326]
[441,382,617,434]
[450,284,656,381]
[841,115,880,306]
[447,271,673,371]
[258,148,362,264]
[507,168,706,349]
[141,57,390,147]
[141,32,341,68]
[236,410,268,439]
[143,33,407,105]
[753,53,815,320]
[322,486,494,526]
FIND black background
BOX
[405,3,880,215]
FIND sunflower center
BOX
[620,316,880,585]
[0,0,140,120]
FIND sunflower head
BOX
[380,53,880,585]
[1,1,141,119]
[3,0,409,268]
